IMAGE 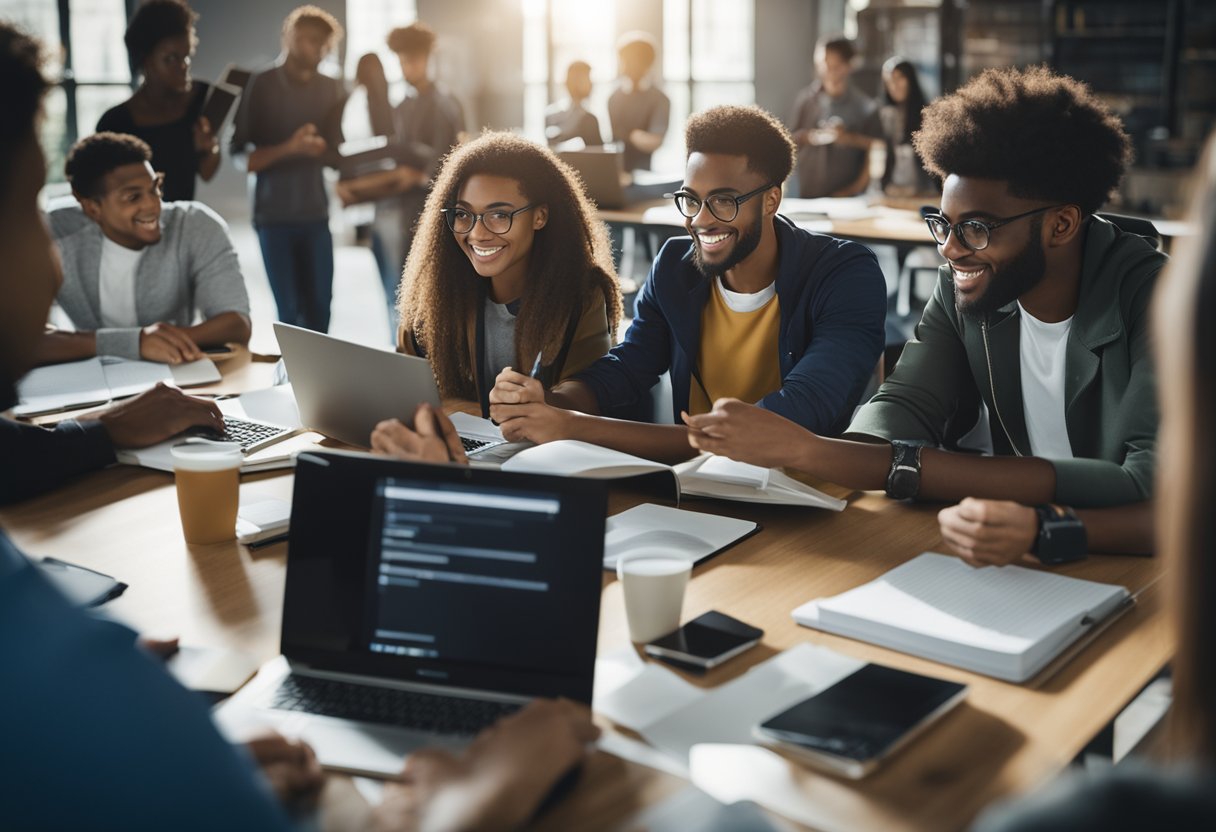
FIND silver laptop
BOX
[215,451,608,777]
[560,148,627,209]
[273,322,504,455]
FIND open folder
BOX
[792,553,1133,683]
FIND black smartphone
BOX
[643,610,763,670]
[754,664,967,778]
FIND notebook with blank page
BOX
[792,553,1131,683]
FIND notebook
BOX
[214,450,608,778]
[604,503,758,571]
[14,356,221,417]
[501,441,845,510]
[792,553,1133,683]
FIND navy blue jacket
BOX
[575,215,887,435]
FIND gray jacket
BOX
[48,201,250,360]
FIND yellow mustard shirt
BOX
[688,279,783,415]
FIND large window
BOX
[521,0,755,173]
[2,0,131,183]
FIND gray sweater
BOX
[48,201,250,360]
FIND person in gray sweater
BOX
[39,131,250,366]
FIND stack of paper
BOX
[603,503,758,571]
[793,553,1131,683]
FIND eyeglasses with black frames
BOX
[922,204,1065,252]
[666,182,776,223]
[441,204,536,235]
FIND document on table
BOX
[14,356,221,417]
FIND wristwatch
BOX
[1032,504,1088,564]
[885,442,923,500]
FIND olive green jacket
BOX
[849,215,1164,508]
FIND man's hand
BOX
[140,322,204,364]
[682,398,816,469]
[372,699,599,832]
[86,382,224,448]
[370,403,468,464]
[938,497,1040,567]
[289,123,327,158]
[192,116,218,155]
[488,368,574,444]
[244,731,325,809]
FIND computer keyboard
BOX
[271,674,521,735]
[196,416,294,454]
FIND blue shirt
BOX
[0,531,295,831]
[574,215,887,434]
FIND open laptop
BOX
[559,148,628,209]
[273,322,506,455]
[214,450,608,777]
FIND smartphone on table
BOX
[643,610,763,670]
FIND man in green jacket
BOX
[683,66,1162,566]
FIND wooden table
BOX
[0,444,1170,832]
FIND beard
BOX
[692,209,764,279]
[956,217,1047,320]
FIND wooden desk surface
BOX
[0,455,1170,831]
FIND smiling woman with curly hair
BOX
[397,132,622,413]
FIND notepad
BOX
[792,553,1132,683]
[502,441,845,509]
[14,356,221,417]
[603,503,759,571]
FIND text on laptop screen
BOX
[366,477,580,673]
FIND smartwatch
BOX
[885,442,923,500]
[1032,504,1088,564]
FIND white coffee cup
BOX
[171,442,242,545]
[617,552,692,643]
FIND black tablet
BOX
[754,663,967,778]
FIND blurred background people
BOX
[97,0,217,202]
[878,55,936,198]
[546,60,602,149]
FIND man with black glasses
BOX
[486,105,886,464]
[684,67,1163,567]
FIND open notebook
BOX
[501,440,845,509]
[792,553,1132,683]
[14,356,221,417]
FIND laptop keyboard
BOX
[461,436,494,453]
[197,416,293,454]
[271,674,522,735]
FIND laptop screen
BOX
[282,451,607,702]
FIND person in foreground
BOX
[394,132,621,416]
[0,23,597,831]
[971,133,1216,832]
[477,105,885,464]
[685,67,1162,565]
[39,131,251,365]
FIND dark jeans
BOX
[256,220,334,332]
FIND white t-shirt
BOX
[715,277,775,312]
[1018,302,1075,459]
[98,236,143,328]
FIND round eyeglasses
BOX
[922,204,1064,252]
[666,182,776,223]
[441,203,536,235]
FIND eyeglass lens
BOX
[447,209,516,235]
[673,193,744,222]
[926,217,989,250]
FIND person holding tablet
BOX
[391,132,622,417]
[97,0,219,201]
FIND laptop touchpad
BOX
[301,717,467,779]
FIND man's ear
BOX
[73,189,102,223]
[764,184,783,216]
[1047,204,1083,248]
[533,203,549,230]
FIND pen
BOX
[529,350,544,379]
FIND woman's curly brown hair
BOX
[912,65,1132,216]
[397,132,622,399]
